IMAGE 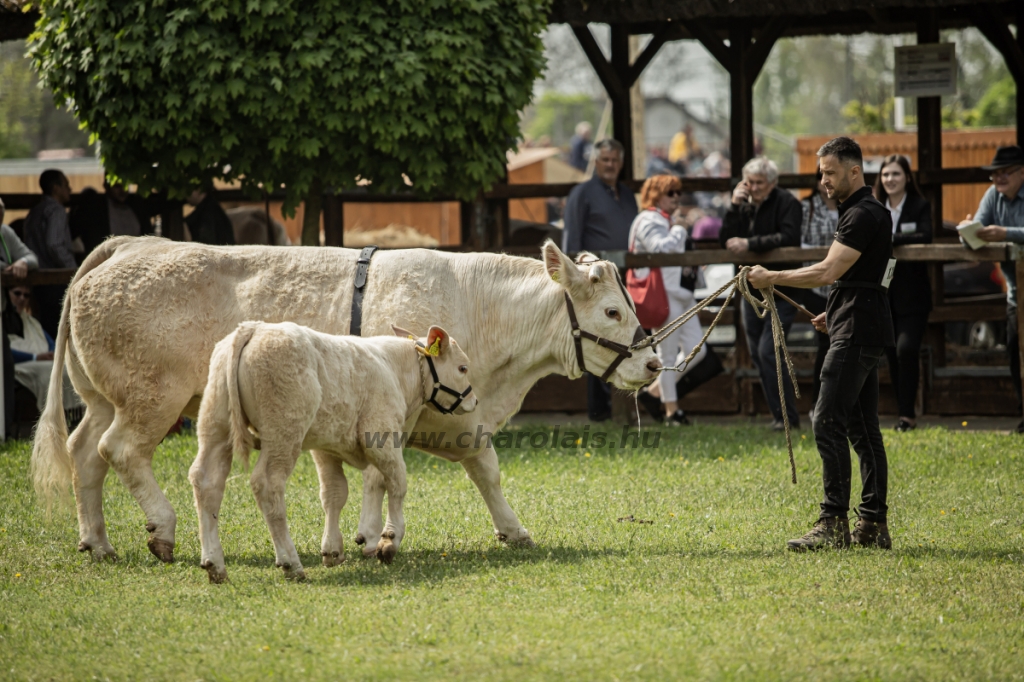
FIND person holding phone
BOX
[719,156,803,431]
[873,154,932,432]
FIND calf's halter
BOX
[561,254,647,382]
[417,343,473,415]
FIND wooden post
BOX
[729,23,755,171]
[609,23,634,182]
[1016,246,1024,423]
[916,11,943,233]
[322,193,344,247]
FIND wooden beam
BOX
[917,11,943,238]
[569,24,624,98]
[678,19,730,68]
[322,193,344,247]
[969,4,1024,83]
[609,24,634,181]
[624,243,1008,268]
[626,23,673,86]
[729,23,755,170]
[744,16,788,75]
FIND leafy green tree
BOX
[841,99,893,133]
[30,0,549,243]
[524,91,602,146]
[975,76,1016,127]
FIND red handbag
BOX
[626,228,669,328]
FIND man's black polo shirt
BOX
[826,185,895,347]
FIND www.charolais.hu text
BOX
[363,425,662,449]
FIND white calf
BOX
[189,322,475,583]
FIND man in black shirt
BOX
[747,137,895,552]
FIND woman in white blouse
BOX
[629,175,706,425]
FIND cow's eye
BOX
[606,308,621,321]
[459,365,468,374]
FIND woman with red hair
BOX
[629,174,706,425]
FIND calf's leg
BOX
[250,440,306,581]
[366,446,408,564]
[355,465,386,557]
[189,421,235,584]
[311,450,348,567]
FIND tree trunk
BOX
[301,178,323,246]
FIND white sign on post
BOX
[895,43,957,98]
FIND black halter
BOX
[417,344,473,415]
[563,292,646,383]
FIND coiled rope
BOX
[635,266,800,484]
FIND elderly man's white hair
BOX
[741,156,779,184]
[575,121,592,137]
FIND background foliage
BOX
[29,0,549,210]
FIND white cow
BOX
[31,237,659,563]
[191,322,475,582]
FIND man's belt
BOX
[349,246,378,336]
[831,280,888,293]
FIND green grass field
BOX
[1,422,1022,681]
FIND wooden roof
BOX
[549,0,1019,37]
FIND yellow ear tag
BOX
[551,271,560,282]
[427,337,441,356]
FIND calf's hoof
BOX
[147,537,176,563]
[201,561,228,584]
[376,540,397,564]
[322,551,345,568]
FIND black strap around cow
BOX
[349,245,378,336]
[563,291,645,383]
[417,343,473,415]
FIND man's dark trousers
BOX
[742,297,799,425]
[587,375,611,421]
[812,340,888,522]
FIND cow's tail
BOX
[31,237,127,508]
[226,321,259,469]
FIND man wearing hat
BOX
[963,145,1024,432]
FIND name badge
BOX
[900,222,917,234]
[881,258,897,288]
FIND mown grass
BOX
[1,422,1022,681]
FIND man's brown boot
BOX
[786,517,851,551]
[851,518,892,549]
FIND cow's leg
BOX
[250,440,305,581]
[461,444,535,547]
[355,465,386,558]
[310,450,347,567]
[188,421,234,584]
[367,446,408,564]
[67,397,116,561]
[99,407,183,563]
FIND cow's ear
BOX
[392,325,416,339]
[541,240,583,290]
[424,326,450,356]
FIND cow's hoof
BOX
[147,537,175,563]
[376,540,397,565]
[322,551,345,568]
[201,561,228,584]
[497,532,536,549]
[283,567,307,582]
[354,533,366,546]
[79,541,118,562]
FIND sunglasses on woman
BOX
[666,190,681,198]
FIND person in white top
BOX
[629,175,707,425]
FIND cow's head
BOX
[394,325,478,415]
[541,241,660,390]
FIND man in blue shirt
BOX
[964,145,1024,432]
[562,138,638,421]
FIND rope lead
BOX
[639,266,800,485]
